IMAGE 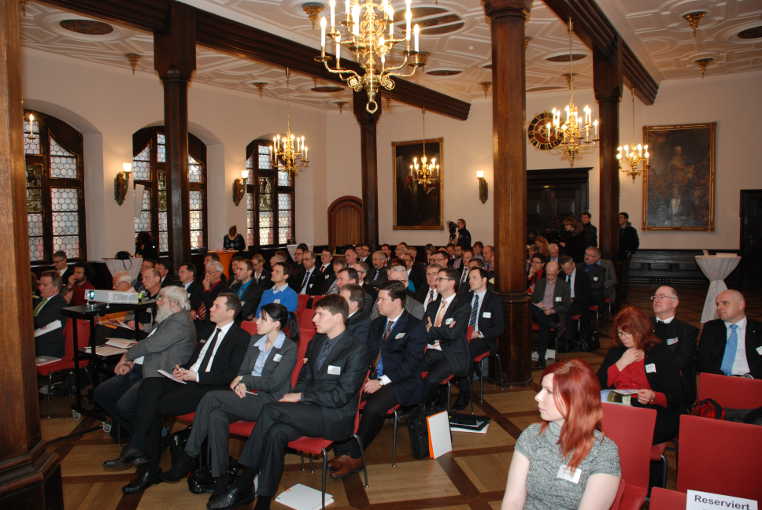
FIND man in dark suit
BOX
[583,246,617,306]
[295,250,321,295]
[156,260,181,288]
[33,270,67,358]
[454,267,506,409]
[52,250,72,281]
[340,284,371,344]
[530,261,571,367]
[367,250,388,286]
[229,259,263,321]
[455,248,474,293]
[698,289,761,379]
[115,293,249,494]
[209,295,367,510]
[330,281,427,478]
[415,263,442,312]
[560,256,594,351]
[251,253,271,293]
[651,285,699,402]
[421,268,471,406]
[178,263,203,313]
[317,247,336,294]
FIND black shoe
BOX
[122,465,161,494]
[104,446,148,470]
[206,485,256,510]
[189,467,216,494]
[161,450,198,482]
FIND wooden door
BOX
[328,196,363,248]
[739,190,762,290]
[527,168,591,236]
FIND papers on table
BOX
[105,338,138,349]
[34,319,63,337]
[158,369,187,384]
[35,355,62,366]
[81,345,127,357]
[686,490,757,510]
[276,483,334,510]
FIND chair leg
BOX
[321,449,327,510]
[354,434,368,487]
[391,411,398,468]
[299,452,305,471]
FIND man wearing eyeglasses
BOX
[651,286,699,402]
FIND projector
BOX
[86,289,140,304]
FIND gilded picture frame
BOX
[392,137,444,230]
[642,122,716,231]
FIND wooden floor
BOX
[40,284,762,510]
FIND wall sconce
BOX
[232,169,249,206]
[476,170,488,204]
[114,162,132,205]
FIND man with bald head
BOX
[698,290,761,379]
[530,261,571,368]
[651,285,699,400]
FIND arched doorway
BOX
[328,196,363,247]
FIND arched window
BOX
[24,110,86,264]
[132,127,207,254]
[245,139,295,247]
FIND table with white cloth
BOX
[694,255,741,323]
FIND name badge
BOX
[395,333,406,339]
[556,464,582,484]
[325,274,331,279]
[303,357,309,364]
[645,363,657,374]
[274,299,280,304]
[445,318,454,325]
[327,364,341,375]
[757,346,762,356]
[482,312,492,319]
[555,296,562,302]
[666,337,679,346]
[593,276,599,282]
[273,353,282,362]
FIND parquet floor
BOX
[40,284,762,510]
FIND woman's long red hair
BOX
[540,359,603,470]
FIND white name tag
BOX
[445,318,454,325]
[593,276,599,282]
[666,337,679,346]
[555,296,562,302]
[327,364,341,375]
[273,299,280,304]
[273,353,282,362]
[395,333,405,339]
[556,464,582,484]
[482,312,492,318]
[645,363,657,374]
[757,346,762,356]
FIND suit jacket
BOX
[653,317,699,402]
[580,263,606,304]
[185,281,203,311]
[409,263,426,292]
[530,278,571,316]
[230,280,263,321]
[34,293,67,358]
[424,294,471,377]
[252,271,272,293]
[160,274,182,288]
[347,311,371,345]
[563,267,592,311]
[366,312,427,405]
[294,330,368,440]
[125,311,197,378]
[183,324,250,386]
[469,290,506,351]
[238,334,297,402]
[367,266,388,285]
[294,267,322,296]
[697,318,762,379]
[289,264,306,293]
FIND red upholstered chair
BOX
[298,308,316,331]
[697,372,762,409]
[36,319,91,394]
[466,326,504,410]
[359,400,401,466]
[297,294,310,313]
[648,488,686,510]
[677,414,762,502]
[240,320,257,336]
[608,480,650,510]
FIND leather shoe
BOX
[104,446,148,470]
[329,456,363,479]
[122,466,161,494]
[207,485,256,510]
[161,450,198,482]
[328,454,350,472]
[188,467,215,494]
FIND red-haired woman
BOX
[501,359,620,510]
[597,306,684,444]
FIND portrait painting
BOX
[393,138,443,230]
[642,122,716,231]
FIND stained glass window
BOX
[247,139,295,247]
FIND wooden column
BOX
[594,39,623,260]
[484,0,532,385]
[154,3,195,269]
[0,1,63,507]
[353,90,381,248]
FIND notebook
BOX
[275,483,334,510]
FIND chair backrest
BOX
[297,294,310,313]
[291,328,316,388]
[298,308,316,331]
[601,403,656,489]
[240,320,257,336]
[353,370,371,434]
[697,372,762,409]
[677,414,762,502]
[648,488,686,510]
[63,319,92,361]
[466,325,474,342]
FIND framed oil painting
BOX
[392,138,443,230]
[642,122,716,231]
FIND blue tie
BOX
[720,324,739,376]
[376,320,394,378]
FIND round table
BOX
[694,255,741,323]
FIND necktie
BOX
[427,289,435,307]
[200,328,221,373]
[469,294,480,327]
[33,298,48,317]
[720,324,739,376]
[377,320,394,378]
[434,299,448,327]
[316,337,334,370]
[300,270,311,293]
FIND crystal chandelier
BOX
[409,109,439,193]
[545,19,599,167]
[272,116,309,174]
[318,0,425,114]
[617,88,649,181]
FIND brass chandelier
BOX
[545,19,599,167]
[272,115,309,174]
[617,88,649,181]
[318,0,425,114]
[409,109,439,193]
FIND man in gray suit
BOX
[387,265,425,319]
[530,262,571,368]
[95,285,196,451]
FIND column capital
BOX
[483,0,532,19]
[154,2,196,81]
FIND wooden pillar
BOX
[0,1,63,507]
[353,90,381,248]
[484,0,532,385]
[594,39,623,260]
[154,3,196,270]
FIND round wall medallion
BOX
[527,111,562,151]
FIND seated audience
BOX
[352,261,371,289]
[343,246,359,267]
[582,246,617,306]
[294,249,320,295]
[340,284,371,343]
[330,281,427,478]
[33,270,67,358]
[560,256,593,350]
[52,249,71,280]
[416,263,442,311]
[209,295,366,510]
[455,248,474,292]
[357,243,370,263]
[156,260,180,288]
[483,244,495,273]
[598,306,684,443]
[177,263,202,312]
[579,247,606,306]
[63,262,95,305]
[324,259,347,295]
[316,247,335,293]
[368,250,389,285]
[559,216,585,262]
[112,271,136,293]
[250,254,271,292]
[534,236,550,260]
[229,259,262,321]
[197,261,228,337]
[162,304,297,501]
[530,261,571,367]
[501,359,620,510]
[472,241,484,261]
[548,242,560,264]
[651,285,699,402]
[698,289,761,379]
[223,225,246,251]
[387,265,425,319]
[527,254,545,295]
[380,243,392,259]
[256,262,297,316]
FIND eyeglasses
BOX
[650,295,677,301]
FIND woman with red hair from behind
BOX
[597,306,684,444]
[501,359,620,510]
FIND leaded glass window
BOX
[246,140,295,248]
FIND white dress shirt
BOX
[190,320,235,380]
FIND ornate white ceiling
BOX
[20,0,762,110]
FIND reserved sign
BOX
[687,490,757,510]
